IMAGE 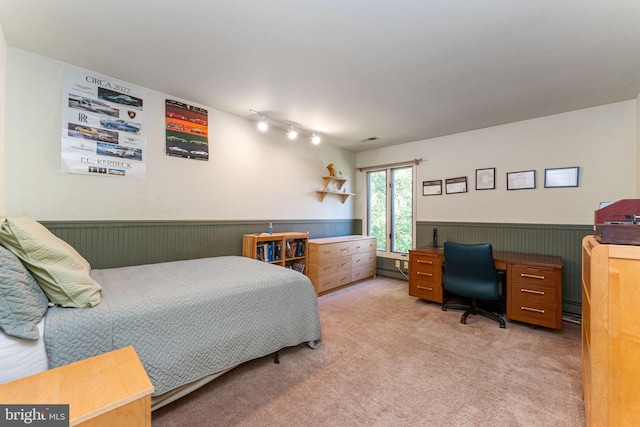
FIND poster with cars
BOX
[61,66,147,179]
[165,99,209,160]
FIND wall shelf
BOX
[317,176,354,203]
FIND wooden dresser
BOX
[409,246,563,329]
[0,346,153,426]
[581,235,640,426]
[307,235,376,295]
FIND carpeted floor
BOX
[152,277,585,426]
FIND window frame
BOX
[365,163,417,260]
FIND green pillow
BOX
[0,244,49,339]
[0,214,101,308]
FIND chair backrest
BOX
[442,241,499,301]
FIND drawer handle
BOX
[417,259,433,265]
[521,273,545,280]
[520,288,545,295]
[416,285,433,291]
[417,272,433,277]
[521,306,545,314]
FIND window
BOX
[367,165,414,255]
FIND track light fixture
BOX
[249,110,321,145]
[287,126,298,140]
[257,116,269,132]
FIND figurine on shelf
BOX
[326,163,335,177]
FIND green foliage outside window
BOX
[368,167,413,254]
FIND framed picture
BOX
[544,167,579,188]
[445,177,467,194]
[475,168,495,190]
[422,180,442,196]
[507,170,536,190]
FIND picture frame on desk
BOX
[544,166,579,188]
[506,170,536,190]
[475,167,495,190]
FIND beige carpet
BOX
[152,277,585,426]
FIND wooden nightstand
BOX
[0,346,154,426]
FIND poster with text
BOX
[165,99,209,160]
[61,66,147,179]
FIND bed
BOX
[0,215,322,410]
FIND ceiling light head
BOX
[310,133,321,145]
[257,116,269,132]
[287,126,298,140]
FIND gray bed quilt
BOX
[43,256,322,395]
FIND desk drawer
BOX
[511,265,557,287]
[509,295,558,329]
[508,281,557,305]
[411,256,441,282]
[409,278,443,303]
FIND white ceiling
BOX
[1,1,639,152]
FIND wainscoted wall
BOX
[43,219,361,269]
[44,219,587,314]
[415,222,591,315]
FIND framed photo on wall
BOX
[544,167,579,188]
[445,177,468,194]
[423,180,442,196]
[476,168,495,190]
[506,170,536,190]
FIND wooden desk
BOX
[0,346,154,426]
[409,246,563,329]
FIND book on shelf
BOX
[292,262,305,273]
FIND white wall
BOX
[3,48,356,221]
[356,101,637,225]
[0,25,7,215]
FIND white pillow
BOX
[0,214,101,308]
[0,319,49,384]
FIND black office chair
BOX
[441,241,506,328]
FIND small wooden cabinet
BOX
[506,263,562,329]
[581,235,640,426]
[315,176,354,203]
[242,232,308,272]
[408,249,443,303]
[0,346,153,426]
[307,235,376,295]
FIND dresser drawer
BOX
[352,265,375,282]
[314,242,352,259]
[316,271,352,293]
[349,238,376,254]
[509,295,558,329]
[511,265,558,287]
[508,281,557,305]
[316,256,351,275]
[352,251,375,268]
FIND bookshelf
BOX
[316,176,354,203]
[242,232,308,273]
